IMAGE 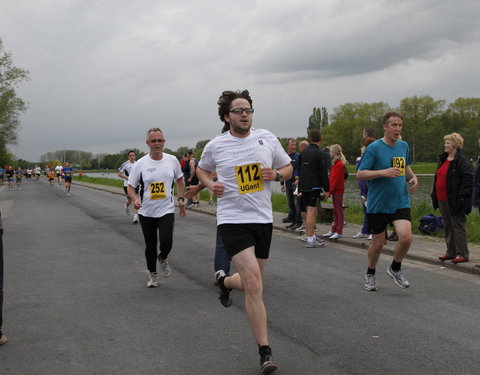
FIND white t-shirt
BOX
[199,128,291,225]
[118,160,135,187]
[128,153,183,218]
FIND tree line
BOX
[3,37,480,169]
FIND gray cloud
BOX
[2,0,480,161]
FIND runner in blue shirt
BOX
[357,111,418,291]
[63,162,73,196]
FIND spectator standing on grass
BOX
[431,133,473,264]
[281,138,301,229]
[353,136,377,239]
[323,144,347,240]
[473,133,480,268]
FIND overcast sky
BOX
[1,0,480,161]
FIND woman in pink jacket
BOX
[324,144,347,239]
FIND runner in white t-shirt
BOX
[128,128,186,288]
[197,90,292,375]
[118,150,139,223]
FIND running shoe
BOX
[322,231,333,237]
[285,222,296,229]
[125,204,130,216]
[329,233,342,239]
[215,270,232,308]
[259,353,277,374]
[160,259,171,277]
[387,266,410,289]
[147,272,158,288]
[133,214,139,224]
[295,224,305,232]
[306,238,325,248]
[364,273,377,291]
[367,234,372,240]
[297,234,308,242]
[353,232,368,238]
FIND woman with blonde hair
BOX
[431,133,473,263]
[324,144,347,239]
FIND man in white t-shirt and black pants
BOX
[118,150,139,224]
[197,90,292,374]
[128,128,186,288]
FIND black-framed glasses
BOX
[149,139,165,143]
[229,108,254,114]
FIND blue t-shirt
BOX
[358,139,412,213]
[63,167,73,177]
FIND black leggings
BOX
[139,213,175,273]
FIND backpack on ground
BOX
[418,214,444,234]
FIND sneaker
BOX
[125,204,130,216]
[0,334,7,345]
[329,233,342,239]
[367,234,372,240]
[208,199,214,205]
[285,222,296,229]
[259,353,277,374]
[186,203,194,208]
[297,234,308,242]
[133,214,139,224]
[160,259,171,277]
[306,238,325,248]
[147,272,158,288]
[364,273,377,291]
[215,270,232,308]
[323,231,333,237]
[295,224,305,232]
[353,232,368,238]
[387,266,410,289]
[289,223,301,230]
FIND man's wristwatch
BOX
[274,170,284,182]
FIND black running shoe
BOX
[215,270,232,308]
[259,353,277,374]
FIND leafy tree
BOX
[308,107,322,131]
[321,107,329,128]
[400,95,446,162]
[0,38,30,165]
[326,102,390,162]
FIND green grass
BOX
[76,176,480,244]
[75,175,124,188]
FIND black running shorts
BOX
[217,223,273,259]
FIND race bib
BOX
[392,157,406,176]
[235,163,264,195]
[149,181,166,200]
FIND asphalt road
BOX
[1,180,479,375]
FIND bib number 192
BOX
[392,157,406,176]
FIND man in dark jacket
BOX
[298,129,330,248]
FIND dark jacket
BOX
[431,150,474,215]
[473,157,480,208]
[298,143,329,192]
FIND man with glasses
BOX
[127,128,186,288]
[197,90,292,374]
